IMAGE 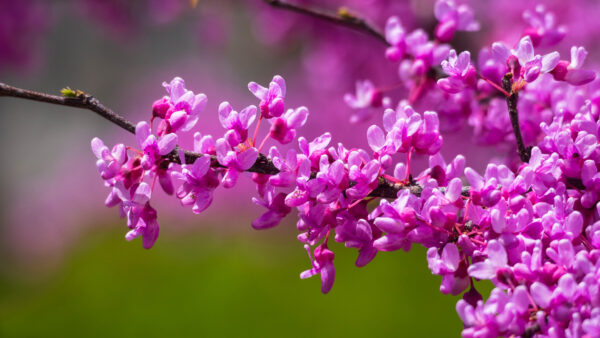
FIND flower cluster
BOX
[433,0,480,42]
[522,5,566,48]
[449,97,600,336]
[93,75,309,248]
[86,2,600,337]
[343,0,477,121]
[434,31,597,154]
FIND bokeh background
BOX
[1,0,597,336]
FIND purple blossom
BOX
[433,0,480,42]
[284,158,312,208]
[477,48,507,87]
[384,16,406,61]
[173,156,219,214]
[268,147,301,188]
[252,191,291,230]
[136,121,178,161]
[522,5,566,47]
[427,153,465,186]
[309,156,347,204]
[111,181,160,249]
[218,102,257,144]
[344,80,390,123]
[269,106,309,144]
[91,137,127,180]
[298,132,332,168]
[465,167,501,207]
[215,138,258,188]
[437,49,477,93]
[467,240,511,286]
[346,152,380,199]
[371,190,419,252]
[371,105,443,155]
[135,121,177,194]
[248,75,286,118]
[399,30,450,78]
[551,46,596,86]
[457,287,531,337]
[427,243,469,295]
[153,77,207,134]
[335,215,379,268]
[124,203,160,250]
[492,36,560,86]
[300,242,335,294]
[194,132,217,155]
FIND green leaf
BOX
[61,87,77,98]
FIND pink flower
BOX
[427,243,469,295]
[269,106,309,144]
[252,191,291,230]
[344,80,389,123]
[433,0,479,42]
[153,77,207,134]
[218,102,257,144]
[437,49,477,93]
[384,16,406,61]
[135,121,178,194]
[215,138,258,188]
[522,5,566,47]
[300,242,335,294]
[467,240,511,286]
[492,36,560,85]
[248,75,286,118]
[173,156,219,214]
[551,46,596,85]
[91,137,127,180]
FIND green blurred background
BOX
[1,217,466,337]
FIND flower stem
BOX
[479,74,510,97]
[502,73,531,162]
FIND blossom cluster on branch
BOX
[88,1,600,335]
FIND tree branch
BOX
[0,82,136,134]
[0,82,469,199]
[263,0,388,45]
[502,74,531,162]
[521,322,541,338]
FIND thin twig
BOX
[521,322,541,338]
[0,82,470,198]
[263,0,450,84]
[0,82,136,133]
[502,74,531,162]
[263,0,388,45]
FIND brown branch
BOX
[502,74,531,162]
[0,82,279,174]
[0,82,469,198]
[521,322,541,338]
[0,82,136,134]
[370,177,470,198]
[263,0,388,45]
[262,1,448,83]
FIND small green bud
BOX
[61,87,77,98]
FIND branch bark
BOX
[0,82,469,198]
[521,322,541,338]
[502,74,531,162]
[263,0,388,45]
